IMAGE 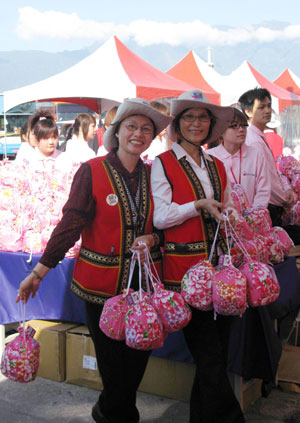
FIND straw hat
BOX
[103,98,173,152]
[167,90,233,143]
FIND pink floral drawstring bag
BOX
[230,221,281,307]
[181,222,222,311]
[125,252,164,350]
[212,216,247,317]
[143,248,191,333]
[99,255,137,341]
[1,302,40,383]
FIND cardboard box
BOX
[64,325,257,409]
[26,320,79,382]
[66,325,103,390]
[139,356,194,402]
[278,344,300,384]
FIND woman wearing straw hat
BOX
[17,98,172,423]
[151,90,245,423]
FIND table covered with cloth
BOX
[1,251,300,382]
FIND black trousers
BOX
[85,301,151,423]
[183,308,245,423]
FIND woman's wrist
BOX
[194,199,204,213]
[31,269,43,281]
[150,232,160,248]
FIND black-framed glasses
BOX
[124,122,154,134]
[181,113,211,123]
[228,123,248,130]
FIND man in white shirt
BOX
[239,88,299,242]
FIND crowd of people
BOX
[5,87,298,423]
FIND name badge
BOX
[106,194,118,206]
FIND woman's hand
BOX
[16,264,50,304]
[194,199,224,221]
[131,234,155,263]
[284,189,296,208]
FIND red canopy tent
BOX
[166,51,221,105]
[245,62,300,114]
[273,69,300,96]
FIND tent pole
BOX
[97,99,102,127]
[3,95,7,159]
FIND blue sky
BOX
[2,0,300,52]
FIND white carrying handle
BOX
[125,251,138,294]
[208,220,221,264]
[17,295,26,342]
[222,214,251,261]
[138,242,161,293]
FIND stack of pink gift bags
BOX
[0,158,81,256]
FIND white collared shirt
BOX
[65,135,96,164]
[150,142,235,230]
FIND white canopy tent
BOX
[3,36,194,114]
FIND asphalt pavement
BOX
[1,373,300,423]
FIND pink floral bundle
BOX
[278,155,300,180]
[181,260,215,311]
[270,226,294,256]
[1,324,40,383]
[242,206,272,235]
[213,265,247,317]
[125,298,164,350]
[100,247,190,350]
[99,289,134,340]
[239,260,280,307]
[231,183,250,214]
[151,281,192,333]
[124,253,164,350]
[222,215,280,309]
[0,159,81,256]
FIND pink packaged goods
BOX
[291,173,300,197]
[181,260,215,311]
[0,159,81,255]
[231,184,250,214]
[151,282,191,333]
[1,325,40,383]
[213,265,247,317]
[270,226,294,256]
[125,299,164,350]
[279,155,300,180]
[99,289,134,340]
[239,261,280,307]
[234,216,254,241]
[243,207,272,235]
[234,240,259,261]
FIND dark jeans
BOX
[85,301,151,423]
[183,308,245,423]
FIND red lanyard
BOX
[230,148,242,185]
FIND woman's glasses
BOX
[181,113,211,123]
[124,123,153,134]
[228,123,248,130]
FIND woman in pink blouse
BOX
[209,107,271,208]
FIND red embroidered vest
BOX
[71,157,162,304]
[158,150,227,291]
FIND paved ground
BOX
[1,373,300,423]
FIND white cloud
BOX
[15,7,300,47]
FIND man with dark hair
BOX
[239,87,299,243]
